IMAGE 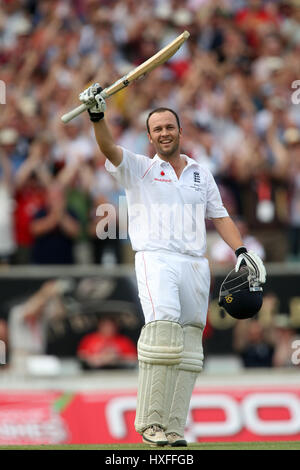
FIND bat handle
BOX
[61,89,108,123]
[61,103,88,123]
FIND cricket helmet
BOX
[218,266,263,319]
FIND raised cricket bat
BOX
[61,31,190,123]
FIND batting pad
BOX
[134,321,183,434]
[167,324,204,436]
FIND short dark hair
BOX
[146,107,181,133]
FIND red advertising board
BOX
[0,386,300,444]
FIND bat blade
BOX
[61,31,190,123]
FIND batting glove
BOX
[79,83,106,122]
[235,246,266,284]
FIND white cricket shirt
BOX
[105,148,228,257]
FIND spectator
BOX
[0,128,27,175]
[7,280,69,370]
[183,120,226,177]
[88,193,123,265]
[272,314,300,368]
[14,136,53,264]
[234,0,280,50]
[0,149,16,264]
[56,156,95,264]
[233,318,275,368]
[77,316,137,370]
[283,128,300,261]
[52,119,96,167]
[0,304,9,367]
[30,182,80,264]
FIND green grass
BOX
[0,441,300,450]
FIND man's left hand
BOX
[235,249,266,283]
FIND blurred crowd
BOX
[1,277,299,372]
[1,0,300,266]
[0,276,141,372]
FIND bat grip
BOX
[61,90,108,123]
[61,103,88,123]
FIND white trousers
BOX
[135,250,210,327]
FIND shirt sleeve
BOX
[205,170,229,219]
[105,147,151,189]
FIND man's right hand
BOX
[80,83,123,167]
[79,83,106,122]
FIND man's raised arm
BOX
[79,83,123,167]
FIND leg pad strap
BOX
[138,320,183,365]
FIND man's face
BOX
[147,111,181,158]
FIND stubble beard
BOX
[157,136,180,158]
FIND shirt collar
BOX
[153,154,199,168]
